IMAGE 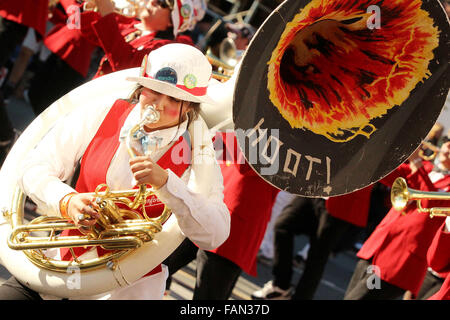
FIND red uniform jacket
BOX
[357,162,449,295]
[325,185,373,227]
[44,3,97,77]
[209,132,279,276]
[0,0,48,36]
[427,221,450,300]
[79,12,193,78]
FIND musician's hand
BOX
[67,194,100,234]
[129,155,169,189]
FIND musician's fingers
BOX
[129,159,154,174]
[129,155,153,166]
[70,200,98,226]
[133,170,153,185]
[78,224,93,235]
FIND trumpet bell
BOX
[390,177,450,218]
[391,177,410,211]
[219,37,238,68]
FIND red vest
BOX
[60,99,191,277]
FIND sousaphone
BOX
[232,0,450,197]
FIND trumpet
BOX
[418,140,441,161]
[391,177,450,218]
[206,37,241,82]
[206,48,234,82]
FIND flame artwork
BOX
[267,0,440,142]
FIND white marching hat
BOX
[126,43,214,104]
[171,0,207,36]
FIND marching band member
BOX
[251,186,373,300]
[80,0,206,78]
[344,140,450,300]
[0,43,230,300]
[163,130,280,300]
[0,0,49,165]
[426,216,450,300]
[28,0,98,115]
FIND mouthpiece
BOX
[141,104,160,128]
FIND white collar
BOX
[134,23,154,37]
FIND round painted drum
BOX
[233,0,450,197]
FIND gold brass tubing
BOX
[9,186,25,230]
[212,71,232,82]
[151,206,172,225]
[8,233,143,250]
[11,222,77,233]
[417,200,450,218]
[29,216,68,224]
[206,49,234,70]
[89,189,145,198]
[419,141,440,161]
[24,248,131,272]
[422,140,441,153]
[100,200,124,224]
[99,226,154,239]
[429,208,450,218]
[118,209,142,220]
[126,124,140,158]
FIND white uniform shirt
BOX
[18,100,230,299]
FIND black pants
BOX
[163,238,242,300]
[416,270,444,300]
[0,17,28,67]
[344,258,405,300]
[0,94,14,141]
[0,277,42,300]
[28,53,85,115]
[272,197,352,299]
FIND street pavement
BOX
[0,96,360,300]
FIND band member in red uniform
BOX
[204,131,280,299]
[251,186,373,300]
[344,140,450,300]
[163,131,280,300]
[0,43,230,300]
[426,217,450,300]
[27,0,98,115]
[80,0,206,78]
[0,0,48,164]
[0,0,48,41]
